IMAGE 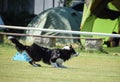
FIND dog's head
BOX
[62,45,79,57]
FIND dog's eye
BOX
[56,51,59,53]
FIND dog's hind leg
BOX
[29,61,41,67]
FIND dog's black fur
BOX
[8,36,78,68]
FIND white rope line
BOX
[0,32,81,39]
[0,25,120,38]
[0,32,105,40]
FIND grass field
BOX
[0,44,120,82]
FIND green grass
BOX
[0,44,120,82]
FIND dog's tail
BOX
[8,36,26,52]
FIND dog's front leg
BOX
[56,58,67,68]
[50,62,59,68]
[50,58,59,68]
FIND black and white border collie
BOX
[8,36,79,68]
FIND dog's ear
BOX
[70,44,73,48]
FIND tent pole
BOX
[53,0,55,8]
[43,0,45,11]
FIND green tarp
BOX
[81,0,120,40]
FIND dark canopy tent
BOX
[26,7,82,47]
[0,16,4,43]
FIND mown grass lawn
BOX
[0,44,120,82]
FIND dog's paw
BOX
[58,64,67,68]
[32,64,41,67]
[60,66,67,68]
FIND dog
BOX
[8,36,79,68]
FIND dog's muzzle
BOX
[71,52,79,58]
[75,52,79,56]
